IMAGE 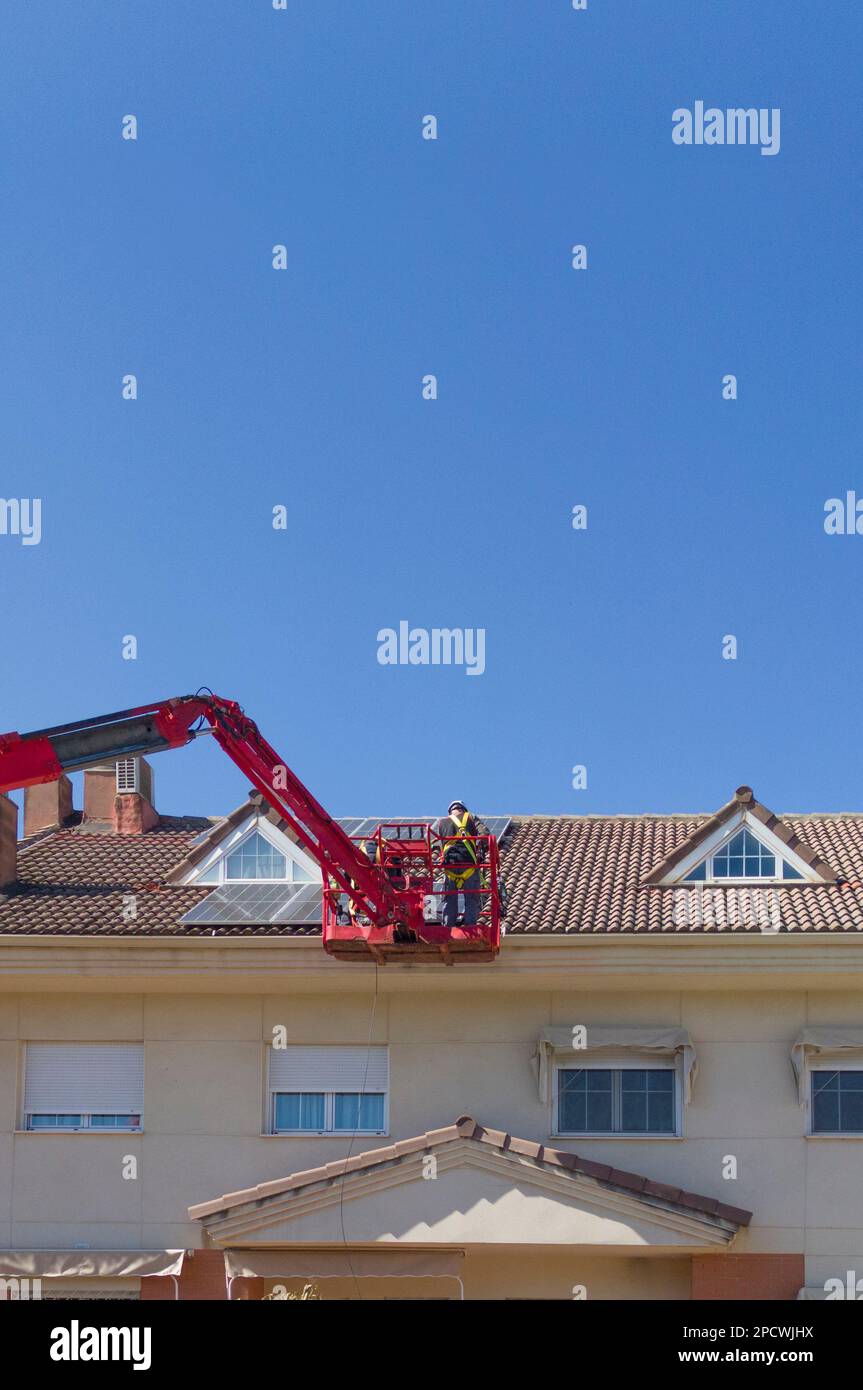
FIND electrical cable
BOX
[338,962,380,1302]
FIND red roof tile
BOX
[188,1114,752,1231]
[3,793,863,936]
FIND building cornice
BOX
[0,931,862,991]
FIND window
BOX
[268,1046,388,1134]
[811,1070,863,1135]
[23,1044,144,1132]
[684,828,804,882]
[192,824,318,885]
[226,830,288,881]
[556,1066,676,1135]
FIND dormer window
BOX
[225,830,288,881]
[186,820,319,886]
[684,828,804,883]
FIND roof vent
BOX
[115,758,154,805]
[116,759,141,794]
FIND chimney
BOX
[0,794,17,887]
[83,758,159,835]
[23,775,74,838]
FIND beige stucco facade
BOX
[0,932,860,1298]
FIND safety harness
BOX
[442,811,480,887]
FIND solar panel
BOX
[181,882,323,927]
[336,816,512,841]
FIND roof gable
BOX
[642,787,837,886]
[169,799,319,887]
[189,1115,751,1250]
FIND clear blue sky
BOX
[2,2,862,821]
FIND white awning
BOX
[533,1026,698,1104]
[0,1250,185,1279]
[224,1248,464,1281]
[790,1027,863,1103]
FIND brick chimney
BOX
[0,794,17,887]
[84,758,158,835]
[23,775,74,838]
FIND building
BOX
[0,763,860,1301]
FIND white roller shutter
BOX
[268,1046,388,1093]
[24,1044,144,1115]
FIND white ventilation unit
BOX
[115,759,140,794]
[114,757,154,803]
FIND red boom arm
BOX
[0,695,396,928]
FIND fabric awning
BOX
[790,1027,863,1103]
[224,1248,464,1280]
[0,1250,185,1279]
[533,1026,699,1104]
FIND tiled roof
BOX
[501,809,863,934]
[188,1113,752,1231]
[3,793,863,936]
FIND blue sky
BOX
[2,1,862,821]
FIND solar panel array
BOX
[179,817,512,928]
[336,816,512,841]
[180,882,323,928]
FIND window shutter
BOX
[24,1044,144,1114]
[268,1046,388,1093]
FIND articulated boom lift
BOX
[0,695,501,964]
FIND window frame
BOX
[269,1089,388,1136]
[808,1064,863,1137]
[23,1112,143,1133]
[552,1058,681,1139]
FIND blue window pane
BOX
[782,860,803,880]
[559,1069,612,1132]
[685,862,707,881]
[812,1087,840,1133]
[815,1071,839,1091]
[274,1093,325,1131]
[840,1091,863,1132]
[333,1093,385,1131]
[91,1114,140,1129]
[811,1071,860,1133]
[621,1070,675,1134]
[713,828,777,879]
[29,1114,82,1129]
[837,1072,863,1133]
[620,1083,648,1132]
[647,1070,674,1091]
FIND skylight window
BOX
[684,828,805,883]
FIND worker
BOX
[435,800,490,927]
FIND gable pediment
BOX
[190,1117,750,1252]
[644,786,837,886]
